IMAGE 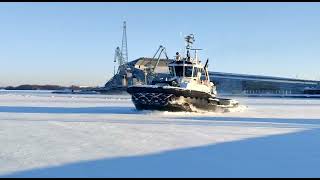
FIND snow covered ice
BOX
[0,90,320,177]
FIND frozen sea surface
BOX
[0,90,319,177]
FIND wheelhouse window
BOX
[193,67,199,77]
[185,66,193,77]
[173,65,196,77]
[169,66,175,76]
[174,66,184,77]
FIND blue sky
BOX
[1,2,320,86]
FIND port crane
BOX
[113,21,128,75]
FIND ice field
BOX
[0,90,320,177]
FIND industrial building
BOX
[210,71,320,94]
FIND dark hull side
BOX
[127,86,237,112]
[127,86,214,99]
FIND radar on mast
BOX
[185,34,195,49]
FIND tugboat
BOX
[127,34,239,112]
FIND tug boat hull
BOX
[127,86,238,112]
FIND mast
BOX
[121,21,128,64]
[184,34,195,78]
